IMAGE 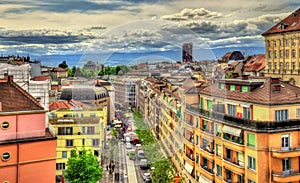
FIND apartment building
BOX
[113,76,138,108]
[49,100,107,177]
[262,8,300,86]
[183,76,300,183]
[137,74,300,183]
[0,74,56,183]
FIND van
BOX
[125,137,131,144]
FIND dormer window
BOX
[229,85,235,91]
[219,83,225,89]
[281,23,288,30]
[241,86,248,92]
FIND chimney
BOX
[242,75,249,80]
[8,75,13,82]
[232,73,239,78]
[271,77,279,84]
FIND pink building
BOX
[0,74,57,183]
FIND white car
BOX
[126,143,132,149]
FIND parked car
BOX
[139,159,150,169]
[126,143,132,149]
[136,150,145,159]
[127,150,136,160]
[135,146,142,152]
[145,178,152,183]
[143,172,151,180]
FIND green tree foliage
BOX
[64,147,103,183]
[151,158,177,183]
[58,60,68,69]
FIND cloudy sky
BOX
[0,0,299,57]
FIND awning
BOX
[222,125,242,136]
[184,162,194,174]
[199,175,212,183]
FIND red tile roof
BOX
[33,75,51,81]
[0,75,44,112]
[52,67,67,72]
[200,77,300,105]
[262,8,300,35]
[49,99,89,111]
[244,54,266,72]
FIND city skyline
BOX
[0,0,300,58]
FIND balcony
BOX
[200,126,214,136]
[223,157,245,175]
[185,105,300,132]
[200,145,214,155]
[199,164,215,180]
[223,134,244,152]
[272,170,300,182]
[184,153,195,166]
[0,128,56,144]
[271,146,300,158]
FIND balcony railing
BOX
[223,157,244,167]
[0,128,55,144]
[200,127,214,135]
[271,146,300,152]
[223,134,244,145]
[200,146,214,154]
[272,170,300,177]
[186,105,300,132]
[200,164,214,174]
[185,153,195,162]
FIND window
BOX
[226,148,232,160]
[292,62,296,70]
[62,151,67,158]
[225,169,232,181]
[216,144,222,157]
[274,62,277,70]
[200,98,204,109]
[207,100,212,110]
[280,39,283,46]
[241,86,248,92]
[94,150,99,157]
[274,50,277,58]
[285,39,289,46]
[237,174,244,183]
[90,113,96,117]
[82,139,85,146]
[237,152,244,165]
[292,49,296,58]
[229,85,235,91]
[66,139,74,147]
[1,152,11,161]
[282,158,291,173]
[196,153,199,164]
[268,62,272,70]
[227,104,236,116]
[286,62,289,70]
[243,107,250,119]
[247,156,256,171]
[92,139,99,146]
[286,50,289,58]
[216,124,221,137]
[275,110,288,121]
[216,165,222,177]
[268,50,271,58]
[196,135,199,145]
[280,50,283,58]
[87,127,95,134]
[1,121,10,130]
[292,38,296,46]
[280,62,283,70]
[220,83,225,89]
[195,118,199,128]
[56,163,65,170]
[247,133,256,148]
[274,40,277,46]
[58,127,73,135]
[281,134,290,150]
[297,108,300,116]
[248,179,256,183]
[202,138,208,149]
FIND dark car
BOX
[145,178,152,183]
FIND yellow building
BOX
[183,77,300,183]
[263,8,300,86]
[49,100,107,176]
[138,76,300,183]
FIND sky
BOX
[0,0,300,58]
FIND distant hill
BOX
[31,46,265,67]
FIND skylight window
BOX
[291,22,297,26]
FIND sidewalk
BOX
[125,152,138,183]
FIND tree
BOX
[58,60,68,69]
[64,147,103,183]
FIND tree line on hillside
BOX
[58,61,132,78]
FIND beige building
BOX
[262,8,300,86]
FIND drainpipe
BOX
[16,114,20,183]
